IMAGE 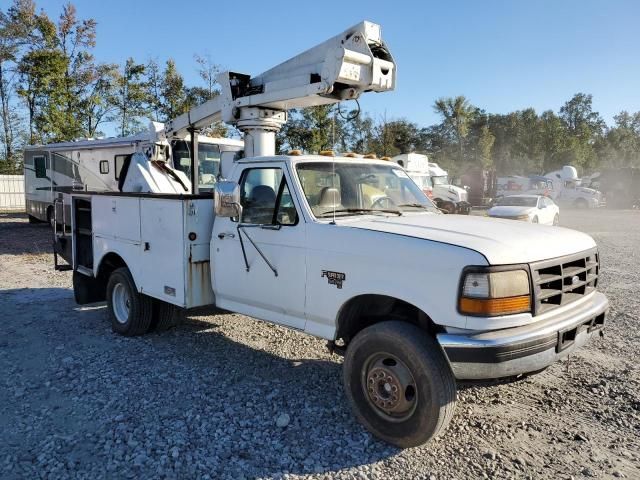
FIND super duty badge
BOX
[321,270,346,289]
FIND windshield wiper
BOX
[397,203,429,209]
[318,208,402,218]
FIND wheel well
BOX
[96,252,127,286]
[335,294,441,346]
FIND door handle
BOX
[218,232,235,239]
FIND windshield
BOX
[431,175,449,186]
[172,140,221,188]
[497,196,538,207]
[296,162,440,218]
[411,173,432,189]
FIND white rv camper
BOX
[24,132,243,224]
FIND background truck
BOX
[392,153,470,213]
[24,131,242,225]
[58,20,607,448]
[544,165,602,208]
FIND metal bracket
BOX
[236,224,278,277]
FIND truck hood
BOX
[487,206,535,217]
[343,213,596,264]
[433,184,467,202]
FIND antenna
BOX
[331,153,337,225]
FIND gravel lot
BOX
[1,210,639,479]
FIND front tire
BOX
[532,216,539,223]
[106,267,153,336]
[343,321,457,448]
[553,214,559,225]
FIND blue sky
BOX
[36,0,640,129]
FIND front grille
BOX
[530,248,599,315]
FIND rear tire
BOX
[150,300,185,332]
[106,267,153,336]
[343,321,457,448]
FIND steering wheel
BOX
[371,196,397,209]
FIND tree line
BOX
[0,0,225,173]
[279,94,640,179]
[2,0,639,178]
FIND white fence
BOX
[0,175,25,212]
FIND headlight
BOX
[459,269,531,316]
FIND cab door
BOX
[211,164,306,330]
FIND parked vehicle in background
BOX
[387,152,434,197]
[460,167,496,207]
[543,166,601,209]
[496,175,554,200]
[23,130,243,224]
[587,167,640,209]
[488,194,560,225]
[392,153,470,213]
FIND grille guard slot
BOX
[530,248,599,316]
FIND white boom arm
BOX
[164,20,395,150]
[133,21,395,194]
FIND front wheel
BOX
[343,321,457,448]
[532,216,539,223]
[106,267,153,336]
[553,214,559,225]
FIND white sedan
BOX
[488,194,560,225]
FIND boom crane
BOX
[124,21,396,194]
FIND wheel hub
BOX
[363,355,417,420]
[367,367,401,410]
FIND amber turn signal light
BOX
[459,295,531,316]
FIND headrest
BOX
[318,187,341,208]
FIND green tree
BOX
[0,0,37,160]
[433,96,474,164]
[159,58,186,120]
[110,58,148,136]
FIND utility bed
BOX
[74,193,215,308]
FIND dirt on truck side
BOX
[0,210,639,479]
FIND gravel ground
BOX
[1,210,639,479]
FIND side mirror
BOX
[219,150,243,180]
[214,181,242,218]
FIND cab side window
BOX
[239,168,298,226]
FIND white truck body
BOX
[73,154,606,355]
[544,166,602,208]
[392,154,470,213]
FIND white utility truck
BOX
[392,153,470,214]
[24,131,242,225]
[59,21,607,448]
[544,166,602,209]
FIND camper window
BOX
[114,155,127,180]
[34,156,46,178]
[100,160,109,174]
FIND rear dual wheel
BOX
[107,267,153,336]
[343,321,457,448]
[107,267,183,335]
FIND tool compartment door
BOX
[139,198,186,306]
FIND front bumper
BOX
[437,291,608,380]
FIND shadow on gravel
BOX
[0,213,53,256]
[2,286,399,477]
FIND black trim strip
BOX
[444,333,557,364]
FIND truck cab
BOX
[392,153,470,214]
